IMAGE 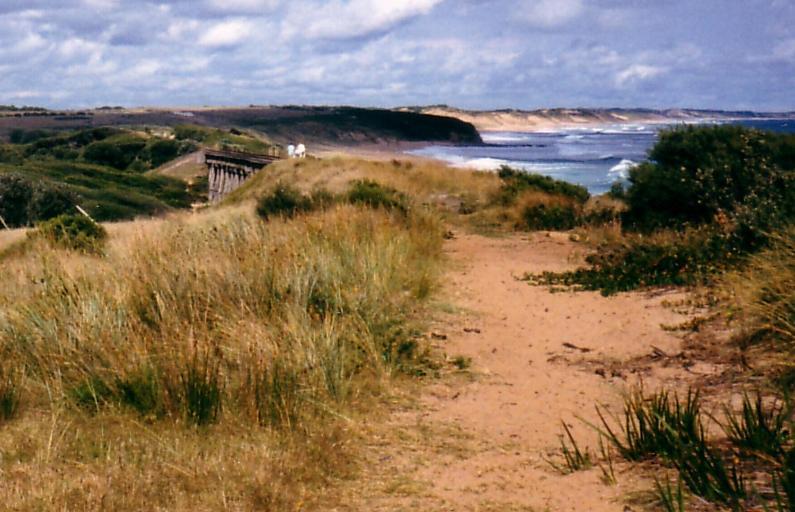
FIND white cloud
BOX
[522,0,584,27]
[205,0,280,12]
[615,64,667,87]
[287,0,442,40]
[199,19,254,47]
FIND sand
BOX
[345,230,696,511]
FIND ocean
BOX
[408,119,795,195]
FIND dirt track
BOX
[348,231,694,511]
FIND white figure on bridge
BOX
[287,144,295,158]
[295,143,306,158]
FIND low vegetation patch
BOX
[346,179,409,215]
[518,191,581,231]
[31,214,107,253]
[577,386,795,510]
[530,227,736,295]
[256,184,317,220]
[496,166,590,205]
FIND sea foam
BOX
[608,159,637,179]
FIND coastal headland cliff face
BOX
[0,106,482,146]
[406,106,795,132]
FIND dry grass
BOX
[722,226,795,353]
[0,227,27,253]
[0,202,445,509]
[224,157,501,218]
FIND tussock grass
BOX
[721,393,789,458]
[0,201,444,507]
[723,226,795,353]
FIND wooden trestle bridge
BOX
[204,148,282,203]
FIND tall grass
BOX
[0,202,443,506]
[723,226,795,353]
[0,205,442,426]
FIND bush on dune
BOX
[0,174,78,227]
[347,179,410,215]
[32,214,107,253]
[517,190,581,231]
[496,166,590,206]
[256,184,316,220]
[624,126,795,247]
[533,126,795,294]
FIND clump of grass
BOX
[256,183,316,220]
[596,387,749,507]
[777,447,795,511]
[451,355,472,370]
[69,375,115,413]
[597,435,617,485]
[595,388,704,462]
[721,393,789,458]
[655,475,686,512]
[0,365,20,423]
[115,365,162,417]
[547,422,593,474]
[518,191,581,231]
[723,226,795,353]
[249,356,304,429]
[347,180,409,215]
[32,214,107,253]
[176,348,223,426]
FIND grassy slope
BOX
[0,181,446,510]
[225,156,499,206]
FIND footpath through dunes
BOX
[345,231,695,512]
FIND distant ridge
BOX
[399,106,795,132]
[0,105,482,146]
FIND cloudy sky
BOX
[1,0,793,111]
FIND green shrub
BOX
[27,183,77,223]
[8,128,53,145]
[347,180,409,214]
[256,184,315,220]
[83,137,147,170]
[173,124,211,142]
[34,214,108,252]
[530,227,735,295]
[0,173,33,227]
[624,126,795,243]
[496,166,590,205]
[142,139,197,169]
[522,201,579,230]
[607,181,627,201]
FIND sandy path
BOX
[347,231,693,511]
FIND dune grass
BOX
[0,201,444,509]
